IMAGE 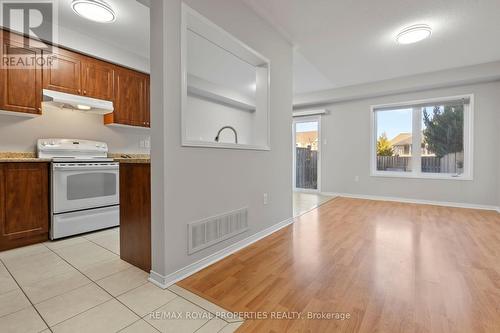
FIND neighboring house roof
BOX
[390,133,412,146]
[296,131,318,147]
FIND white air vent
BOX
[188,207,248,254]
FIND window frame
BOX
[370,94,474,181]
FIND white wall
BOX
[150,0,293,282]
[317,81,500,207]
[54,25,149,73]
[0,108,150,154]
[186,96,254,144]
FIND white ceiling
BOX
[243,0,500,94]
[57,0,149,59]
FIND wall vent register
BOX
[188,207,248,254]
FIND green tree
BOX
[377,132,394,156]
[423,105,463,159]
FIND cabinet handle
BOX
[83,90,87,95]
[78,89,81,94]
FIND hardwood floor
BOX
[178,197,500,333]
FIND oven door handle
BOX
[53,164,119,171]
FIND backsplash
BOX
[0,108,150,154]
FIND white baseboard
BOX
[149,216,295,289]
[321,192,499,212]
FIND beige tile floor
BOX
[0,227,243,333]
[293,192,335,217]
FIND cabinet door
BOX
[82,59,114,100]
[120,164,151,272]
[0,163,49,251]
[0,32,42,114]
[43,47,83,95]
[144,76,150,126]
[112,69,149,127]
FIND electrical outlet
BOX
[139,139,151,149]
[263,193,269,205]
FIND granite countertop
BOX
[109,153,151,164]
[0,152,150,164]
[0,152,51,162]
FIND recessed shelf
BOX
[187,74,256,112]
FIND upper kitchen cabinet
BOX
[105,68,150,128]
[1,28,149,124]
[42,47,84,95]
[0,31,42,115]
[82,59,115,101]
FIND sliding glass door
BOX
[293,117,321,192]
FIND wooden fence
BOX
[296,147,318,189]
[376,155,458,173]
[377,156,411,172]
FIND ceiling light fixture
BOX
[71,0,116,23]
[396,24,432,45]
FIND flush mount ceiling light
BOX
[397,24,432,44]
[71,0,116,23]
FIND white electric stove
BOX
[37,139,120,239]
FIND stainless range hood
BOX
[42,89,114,115]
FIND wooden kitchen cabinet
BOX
[82,59,115,100]
[43,48,115,101]
[119,163,151,272]
[43,47,84,95]
[0,31,43,115]
[0,163,50,251]
[105,68,150,128]
[1,28,150,126]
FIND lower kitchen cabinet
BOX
[0,163,50,251]
[119,163,151,272]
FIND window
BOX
[371,95,473,180]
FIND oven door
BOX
[52,162,119,214]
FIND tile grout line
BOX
[0,258,54,332]
[192,316,228,333]
[166,286,241,325]
[3,246,95,306]
[36,245,120,328]
[64,233,240,324]
[31,244,104,305]
[41,243,162,332]
[51,227,120,256]
[83,232,121,256]
[116,318,160,333]
[3,230,238,333]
